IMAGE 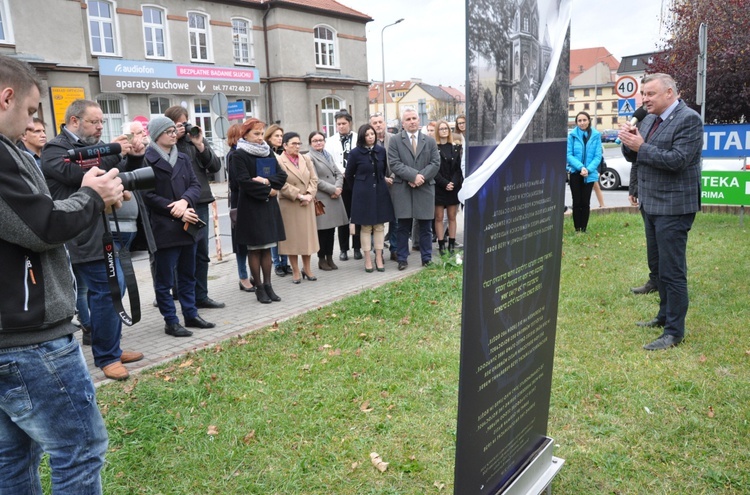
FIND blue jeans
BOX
[388,221,398,253]
[154,244,198,324]
[643,212,695,338]
[0,335,108,494]
[73,266,90,328]
[271,245,288,268]
[396,218,432,264]
[74,257,126,369]
[236,243,249,280]
[195,204,211,302]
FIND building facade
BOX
[1,0,371,158]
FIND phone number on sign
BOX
[212,84,254,92]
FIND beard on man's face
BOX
[74,128,101,146]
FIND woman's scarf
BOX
[237,138,271,157]
[148,141,178,167]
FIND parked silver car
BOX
[598,156,749,191]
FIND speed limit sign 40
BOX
[615,76,638,99]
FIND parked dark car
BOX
[600,129,619,143]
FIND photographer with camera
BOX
[0,55,124,494]
[163,106,225,310]
[42,99,146,381]
[142,116,215,336]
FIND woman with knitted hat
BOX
[142,116,215,336]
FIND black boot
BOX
[438,240,446,256]
[448,238,456,254]
[255,285,272,304]
[264,284,281,302]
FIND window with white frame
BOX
[188,12,211,62]
[142,6,168,59]
[97,96,124,143]
[193,98,213,140]
[87,0,118,55]
[232,18,254,65]
[320,96,343,137]
[0,0,15,44]
[314,26,337,68]
[149,96,171,117]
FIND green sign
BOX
[701,171,750,205]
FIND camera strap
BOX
[101,211,141,326]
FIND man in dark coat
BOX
[42,99,145,381]
[164,106,224,310]
[142,116,216,337]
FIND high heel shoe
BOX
[365,266,374,273]
[301,270,317,281]
[239,280,256,292]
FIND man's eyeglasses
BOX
[310,138,325,143]
[164,128,178,136]
[78,117,107,126]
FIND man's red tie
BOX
[646,117,663,142]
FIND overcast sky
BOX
[337,0,670,90]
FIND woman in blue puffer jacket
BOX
[566,111,603,232]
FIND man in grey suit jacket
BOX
[387,107,440,269]
[618,73,703,351]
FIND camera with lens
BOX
[65,143,155,191]
[120,167,155,191]
[183,122,201,137]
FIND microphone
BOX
[66,143,122,162]
[615,107,648,144]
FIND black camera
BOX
[120,167,156,191]
[183,122,201,137]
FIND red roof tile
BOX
[569,47,619,82]
[439,85,466,102]
[236,0,372,21]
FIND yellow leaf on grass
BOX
[360,400,373,412]
[179,359,193,368]
[434,481,446,490]
[242,430,256,444]
[207,425,219,435]
[707,406,715,418]
[370,452,388,472]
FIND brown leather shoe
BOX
[102,361,129,381]
[120,350,144,364]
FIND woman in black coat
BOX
[230,118,288,304]
[434,119,463,255]
[345,124,395,272]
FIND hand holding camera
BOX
[82,167,124,209]
[182,122,205,151]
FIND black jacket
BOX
[142,147,203,250]
[176,135,221,205]
[0,135,103,344]
[41,126,144,263]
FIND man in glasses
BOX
[42,99,146,380]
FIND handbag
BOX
[598,157,607,174]
[314,198,325,216]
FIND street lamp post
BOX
[381,18,404,130]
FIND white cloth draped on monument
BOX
[459,0,573,202]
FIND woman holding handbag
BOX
[308,131,348,271]
[276,132,320,283]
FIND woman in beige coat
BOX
[276,132,320,283]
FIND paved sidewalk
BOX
[83,195,465,384]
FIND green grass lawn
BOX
[91,212,749,494]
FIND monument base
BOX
[495,437,564,495]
